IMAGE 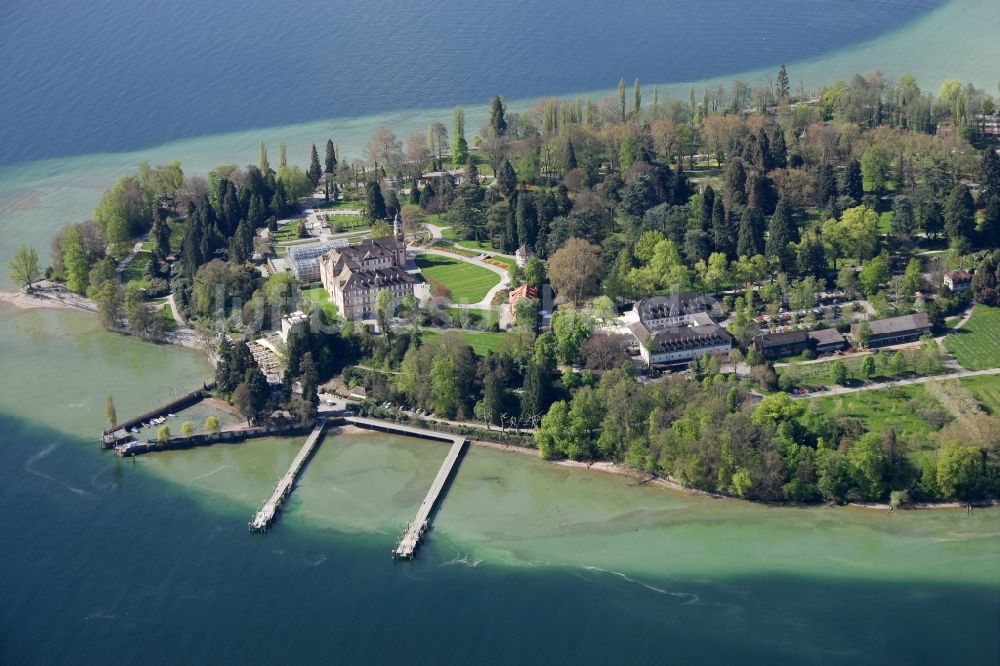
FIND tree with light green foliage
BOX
[156,425,171,442]
[830,359,848,385]
[936,441,982,501]
[860,147,889,196]
[180,421,194,437]
[105,394,117,427]
[203,415,220,435]
[9,245,40,290]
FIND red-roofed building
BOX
[508,284,539,314]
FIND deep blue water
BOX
[1,412,997,665]
[0,0,942,165]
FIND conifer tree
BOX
[325,139,337,174]
[489,96,507,137]
[844,159,864,203]
[777,64,790,100]
[765,200,796,270]
[308,144,322,186]
[737,207,764,258]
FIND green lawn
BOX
[806,384,944,451]
[431,241,479,257]
[448,308,499,329]
[944,305,1000,370]
[326,215,367,233]
[420,328,508,356]
[415,254,500,303]
[273,220,301,242]
[301,287,339,319]
[120,252,151,289]
[959,374,1000,415]
[878,211,893,234]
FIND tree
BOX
[325,139,337,174]
[848,433,886,499]
[632,78,641,118]
[522,257,545,287]
[180,421,194,437]
[737,207,763,258]
[368,126,403,175]
[258,140,270,173]
[496,159,517,196]
[944,184,975,244]
[547,238,601,304]
[971,250,1000,306]
[204,415,220,435]
[364,181,387,222]
[861,354,877,380]
[844,159,864,203]
[936,441,982,500]
[451,107,468,165]
[855,321,871,348]
[308,144,322,186]
[9,245,40,290]
[232,383,253,425]
[980,148,1000,205]
[375,289,393,335]
[430,354,461,417]
[777,64,790,100]
[830,359,848,385]
[618,78,626,122]
[520,360,552,422]
[489,95,507,137]
[764,200,795,269]
[859,255,890,295]
[156,425,171,442]
[551,310,593,364]
[860,147,889,196]
[105,394,117,427]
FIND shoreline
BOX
[339,424,994,512]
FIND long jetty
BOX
[249,419,328,533]
[345,416,468,560]
[101,383,215,448]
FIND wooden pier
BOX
[249,419,328,533]
[345,416,467,559]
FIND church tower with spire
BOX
[392,211,403,241]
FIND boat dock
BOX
[345,416,468,559]
[249,419,328,533]
[101,383,214,448]
[114,421,314,457]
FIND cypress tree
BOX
[765,200,796,269]
[516,190,538,249]
[844,159,864,203]
[769,128,787,169]
[737,206,764,258]
[944,184,975,243]
[325,139,337,174]
[565,139,577,170]
[308,144,322,186]
[818,163,837,208]
[699,185,715,231]
[489,96,507,137]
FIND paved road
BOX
[791,367,1000,400]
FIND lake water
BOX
[1,1,1000,663]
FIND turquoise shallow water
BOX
[0,305,998,664]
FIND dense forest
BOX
[30,67,1000,504]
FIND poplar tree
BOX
[105,394,117,427]
[618,78,626,122]
[258,140,269,173]
[632,78,641,119]
[451,107,468,164]
[278,141,287,168]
